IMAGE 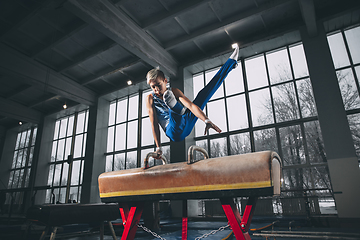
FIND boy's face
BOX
[149,77,167,97]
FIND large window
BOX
[327,25,360,165]
[46,110,88,203]
[193,43,332,214]
[6,126,37,206]
[106,91,170,172]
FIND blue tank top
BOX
[152,93,170,132]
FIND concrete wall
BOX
[0,128,17,190]
[0,126,6,167]
[33,115,56,204]
[183,66,197,155]
[81,98,109,203]
[301,24,360,218]
[169,67,186,163]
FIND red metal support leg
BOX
[220,197,257,240]
[120,203,130,225]
[119,202,144,240]
[182,200,188,240]
[241,197,257,233]
[221,198,246,240]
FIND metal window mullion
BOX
[51,120,61,188]
[242,58,255,152]
[81,110,87,132]
[288,45,311,165]
[264,53,277,124]
[77,160,84,202]
[65,113,78,203]
[198,116,318,138]
[308,164,316,190]
[50,163,56,189]
[203,72,211,156]
[77,111,88,191]
[20,127,34,189]
[17,131,24,168]
[264,52,282,158]
[223,64,237,155]
[287,45,304,120]
[137,90,143,168]
[222,73,232,156]
[13,151,21,182]
[125,96,130,169]
[11,148,18,171]
[8,170,13,189]
[18,131,26,168]
[59,116,70,187]
[112,100,119,171]
[341,30,360,102]
[81,130,86,158]
[65,115,70,140]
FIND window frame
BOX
[46,109,88,204]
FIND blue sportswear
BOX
[152,58,237,142]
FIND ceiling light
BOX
[127,80,133,85]
[19,122,22,125]
[63,103,67,109]
[232,43,238,49]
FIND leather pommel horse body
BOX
[98,149,282,240]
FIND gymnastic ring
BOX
[144,152,167,169]
[187,145,209,164]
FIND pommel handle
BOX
[187,145,209,164]
[144,152,167,169]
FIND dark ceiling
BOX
[0,0,359,129]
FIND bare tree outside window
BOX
[6,127,37,212]
[47,110,88,204]
[328,26,360,164]
[192,42,337,215]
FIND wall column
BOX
[24,119,45,209]
[34,115,56,204]
[301,24,360,219]
[81,98,109,203]
[169,69,186,164]
[0,128,17,191]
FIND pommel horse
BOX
[98,146,282,240]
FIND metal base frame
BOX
[118,197,258,240]
[221,197,257,240]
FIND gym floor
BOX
[1,215,360,240]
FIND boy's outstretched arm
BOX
[146,94,162,158]
[172,88,221,135]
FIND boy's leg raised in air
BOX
[230,44,239,60]
[165,45,239,141]
[193,46,239,110]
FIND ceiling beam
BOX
[28,93,59,108]
[0,42,96,106]
[81,59,140,85]
[0,0,54,40]
[142,0,213,30]
[298,0,317,37]
[31,21,87,59]
[164,0,295,50]
[0,97,42,124]
[1,84,32,99]
[65,0,178,77]
[59,40,117,72]
[183,21,304,67]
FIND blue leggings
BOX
[166,58,237,142]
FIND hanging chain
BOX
[137,223,230,240]
[194,224,230,240]
[137,224,167,240]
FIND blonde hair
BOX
[146,68,165,84]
